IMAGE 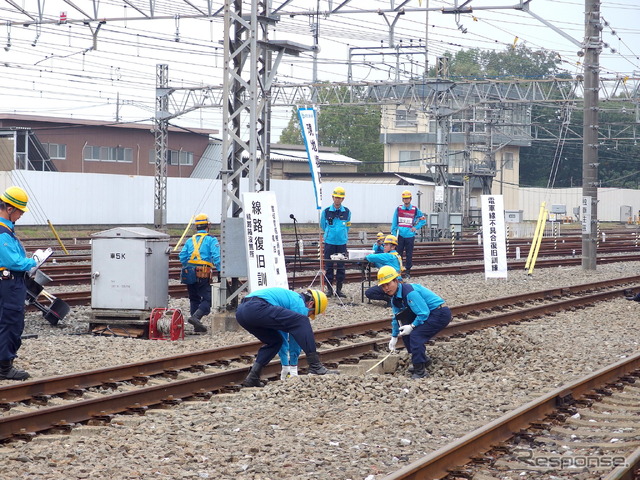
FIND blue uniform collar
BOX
[0,217,15,230]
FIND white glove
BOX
[388,336,398,352]
[399,324,414,336]
[31,248,53,269]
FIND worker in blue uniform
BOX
[0,186,37,381]
[236,287,338,387]
[179,213,221,333]
[320,186,351,297]
[378,266,451,379]
[364,235,403,306]
[372,232,385,254]
[391,190,426,277]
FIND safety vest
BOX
[187,233,213,267]
[392,283,416,325]
[324,206,350,225]
[397,205,418,229]
[391,251,405,273]
[0,222,16,272]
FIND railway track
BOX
[37,254,640,308]
[382,354,640,480]
[4,276,639,445]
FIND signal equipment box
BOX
[91,227,170,311]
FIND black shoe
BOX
[335,283,347,298]
[410,363,429,379]
[241,363,265,387]
[0,362,29,381]
[306,352,339,375]
[188,316,207,333]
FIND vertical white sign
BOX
[298,107,323,210]
[481,195,508,279]
[242,191,288,292]
[581,196,592,235]
[434,185,444,204]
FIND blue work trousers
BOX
[397,235,415,272]
[401,306,451,364]
[277,331,301,366]
[0,277,27,362]
[236,297,317,366]
[323,243,347,284]
[187,278,212,316]
[365,285,391,302]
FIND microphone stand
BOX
[290,214,300,289]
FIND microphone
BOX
[290,214,297,222]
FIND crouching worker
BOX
[236,287,338,387]
[378,266,451,379]
[365,234,403,307]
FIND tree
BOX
[439,44,565,80]
[278,85,383,173]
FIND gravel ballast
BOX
[1,261,639,479]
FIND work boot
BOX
[335,282,347,298]
[188,309,207,333]
[326,284,335,296]
[289,365,299,377]
[0,361,30,381]
[408,358,432,374]
[241,363,265,387]
[306,352,339,375]
[410,363,429,379]
[625,293,640,302]
[280,365,290,381]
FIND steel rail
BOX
[380,353,640,480]
[3,281,638,440]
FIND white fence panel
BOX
[519,187,640,222]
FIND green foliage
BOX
[439,45,566,79]
[278,85,383,173]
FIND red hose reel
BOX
[149,308,185,341]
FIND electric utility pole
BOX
[582,0,601,270]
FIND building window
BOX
[84,145,132,163]
[399,150,421,167]
[502,152,514,170]
[43,143,66,160]
[395,109,417,128]
[149,149,194,166]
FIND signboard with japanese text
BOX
[481,195,508,279]
[434,185,444,204]
[242,191,289,292]
[298,107,323,210]
[581,196,592,235]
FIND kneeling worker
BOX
[378,266,451,379]
[365,234,403,307]
[236,287,338,387]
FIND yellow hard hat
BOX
[194,213,209,226]
[308,289,328,319]
[376,232,385,240]
[332,186,346,198]
[378,265,400,285]
[401,190,412,199]
[1,186,29,212]
[384,234,398,245]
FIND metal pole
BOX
[582,0,600,270]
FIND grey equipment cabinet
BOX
[91,227,170,310]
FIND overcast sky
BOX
[0,0,636,139]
